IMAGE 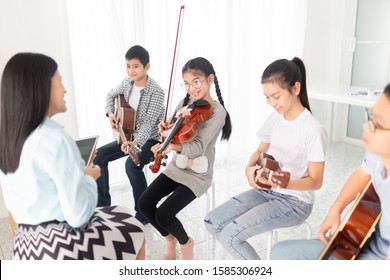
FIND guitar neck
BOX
[118,123,128,144]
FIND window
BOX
[347,0,389,141]
[350,0,390,89]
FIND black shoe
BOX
[135,213,149,225]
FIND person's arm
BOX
[284,161,325,191]
[104,78,129,132]
[317,167,371,243]
[105,78,128,116]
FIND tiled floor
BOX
[0,141,365,260]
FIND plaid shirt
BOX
[105,76,165,147]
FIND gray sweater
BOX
[163,99,226,197]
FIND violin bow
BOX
[165,5,185,123]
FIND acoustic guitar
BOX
[115,95,141,165]
[318,181,381,260]
[254,153,290,189]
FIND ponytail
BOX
[261,57,311,113]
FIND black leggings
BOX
[138,174,196,244]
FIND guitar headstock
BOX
[126,142,141,166]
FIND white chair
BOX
[265,221,312,259]
[205,180,215,260]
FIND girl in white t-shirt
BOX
[204,57,328,260]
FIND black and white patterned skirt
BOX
[13,206,145,260]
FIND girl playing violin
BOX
[138,57,232,260]
[204,57,328,260]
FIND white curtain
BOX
[67,0,307,183]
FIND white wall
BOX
[303,0,358,142]
[303,0,357,90]
[0,0,78,217]
[0,0,78,138]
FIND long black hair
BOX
[181,57,232,141]
[261,57,311,113]
[0,53,58,174]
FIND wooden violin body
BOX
[254,153,290,189]
[164,100,213,143]
[150,100,213,173]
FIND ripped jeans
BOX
[204,188,312,260]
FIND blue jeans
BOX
[271,239,328,260]
[204,188,312,260]
[93,139,159,224]
[271,238,381,260]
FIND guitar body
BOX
[318,182,381,260]
[115,95,141,165]
[115,95,135,143]
[255,153,290,189]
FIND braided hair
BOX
[181,57,232,141]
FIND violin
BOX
[149,100,213,173]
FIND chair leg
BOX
[303,221,312,239]
[266,231,273,260]
[205,181,215,260]
[205,190,210,259]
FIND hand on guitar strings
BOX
[108,111,119,131]
[246,165,280,190]
[317,212,341,244]
[121,141,138,154]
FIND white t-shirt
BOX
[256,109,328,204]
[128,84,143,110]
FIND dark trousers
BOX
[93,139,159,223]
[138,174,196,244]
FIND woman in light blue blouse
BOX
[0,53,145,260]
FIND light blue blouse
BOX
[0,117,97,227]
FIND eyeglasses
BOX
[365,108,390,133]
[181,79,204,91]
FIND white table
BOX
[308,86,380,142]
[309,86,379,107]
